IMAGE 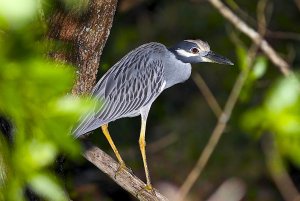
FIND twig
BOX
[176,0,269,199]
[266,31,300,41]
[207,0,291,76]
[208,2,300,200]
[117,133,177,161]
[205,1,300,200]
[226,0,300,42]
[225,0,257,27]
[206,178,246,201]
[294,0,300,12]
[262,135,300,201]
[83,143,168,201]
[148,133,178,154]
[192,73,222,118]
[226,0,300,43]
[177,59,252,201]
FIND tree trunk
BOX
[48,0,117,95]
[48,1,168,200]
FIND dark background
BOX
[69,0,300,200]
[1,0,300,200]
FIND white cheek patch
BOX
[176,49,196,57]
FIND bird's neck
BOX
[163,52,192,89]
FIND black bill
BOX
[202,51,234,65]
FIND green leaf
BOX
[29,174,68,201]
[241,73,300,167]
[0,1,96,199]
[251,56,267,79]
[0,0,38,28]
[15,141,57,175]
[239,56,267,103]
[240,107,266,137]
[54,95,97,116]
[273,113,300,135]
[265,76,299,113]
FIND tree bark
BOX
[48,1,168,200]
[83,143,168,201]
[48,0,118,95]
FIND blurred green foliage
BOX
[242,74,300,165]
[0,0,38,28]
[0,1,93,201]
[236,44,268,102]
[96,1,300,200]
[0,0,299,200]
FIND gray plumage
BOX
[73,40,233,138]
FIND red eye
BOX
[191,48,199,54]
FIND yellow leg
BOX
[101,124,125,168]
[139,119,152,190]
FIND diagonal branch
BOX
[262,135,300,201]
[83,143,168,201]
[207,0,291,76]
[294,0,300,12]
[192,73,222,118]
[177,56,254,201]
[176,0,269,199]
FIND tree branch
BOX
[262,135,300,201]
[207,0,291,76]
[177,55,254,201]
[83,142,168,201]
[48,1,168,200]
[192,73,222,118]
[294,0,300,12]
[176,0,269,199]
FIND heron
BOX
[73,39,233,190]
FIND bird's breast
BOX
[163,59,192,89]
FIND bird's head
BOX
[169,39,234,65]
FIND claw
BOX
[145,184,153,191]
[114,162,133,179]
[136,184,156,198]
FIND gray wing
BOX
[73,43,167,138]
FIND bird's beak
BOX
[202,51,234,65]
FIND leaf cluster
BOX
[0,1,94,201]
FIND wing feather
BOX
[73,42,167,137]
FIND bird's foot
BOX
[136,184,156,198]
[114,162,133,179]
[144,184,154,192]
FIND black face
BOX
[168,40,206,63]
[168,40,234,65]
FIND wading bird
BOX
[73,39,233,190]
